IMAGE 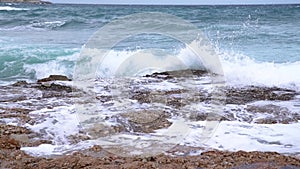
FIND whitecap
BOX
[220,51,300,90]
[0,6,29,11]
[30,20,66,29]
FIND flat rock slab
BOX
[231,163,300,169]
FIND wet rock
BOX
[12,81,28,86]
[67,134,91,144]
[37,75,71,83]
[89,145,102,152]
[130,89,189,108]
[118,110,172,133]
[246,104,300,124]
[36,83,73,92]
[145,69,209,79]
[96,95,113,103]
[0,137,20,149]
[226,86,296,104]
[0,108,33,124]
[0,146,300,168]
[246,104,289,114]
[22,139,52,147]
[87,123,125,138]
[1,108,32,114]
[188,112,229,121]
[0,124,31,135]
[130,90,152,103]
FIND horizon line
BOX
[50,2,300,6]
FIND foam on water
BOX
[0,6,29,11]
[182,121,300,155]
[21,104,300,156]
[30,21,66,29]
[76,44,300,90]
[9,46,297,91]
[25,106,79,145]
[220,51,300,90]
[24,61,70,80]
[0,21,67,31]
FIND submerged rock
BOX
[246,104,300,124]
[37,75,71,83]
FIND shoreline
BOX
[1,140,300,168]
[0,74,299,168]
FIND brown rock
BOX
[118,110,172,133]
[0,137,20,149]
[225,86,296,104]
[0,124,31,135]
[145,69,209,79]
[37,75,71,83]
[12,81,28,86]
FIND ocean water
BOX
[0,3,300,88]
[1,3,300,157]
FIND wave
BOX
[220,51,300,90]
[0,20,67,31]
[0,6,29,11]
[23,52,79,80]
[0,19,89,31]
[1,45,299,91]
[30,20,67,29]
[0,46,79,84]
[78,47,300,90]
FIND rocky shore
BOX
[1,73,300,168]
[1,140,300,169]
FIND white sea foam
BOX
[0,6,29,11]
[30,20,66,29]
[0,20,66,31]
[142,80,183,91]
[81,48,300,90]
[182,121,300,155]
[25,106,79,145]
[220,51,300,90]
[24,61,69,79]
[22,118,300,156]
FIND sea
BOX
[0,3,300,157]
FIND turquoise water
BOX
[0,3,299,88]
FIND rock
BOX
[145,69,209,79]
[87,123,125,138]
[12,81,28,86]
[225,86,296,104]
[246,104,300,124]
[118,110,172,133]
[0,146,300,168]
[36,83,73,92]
[0,124,31,135]
[0,137,20,149]
[37,75,71,83]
